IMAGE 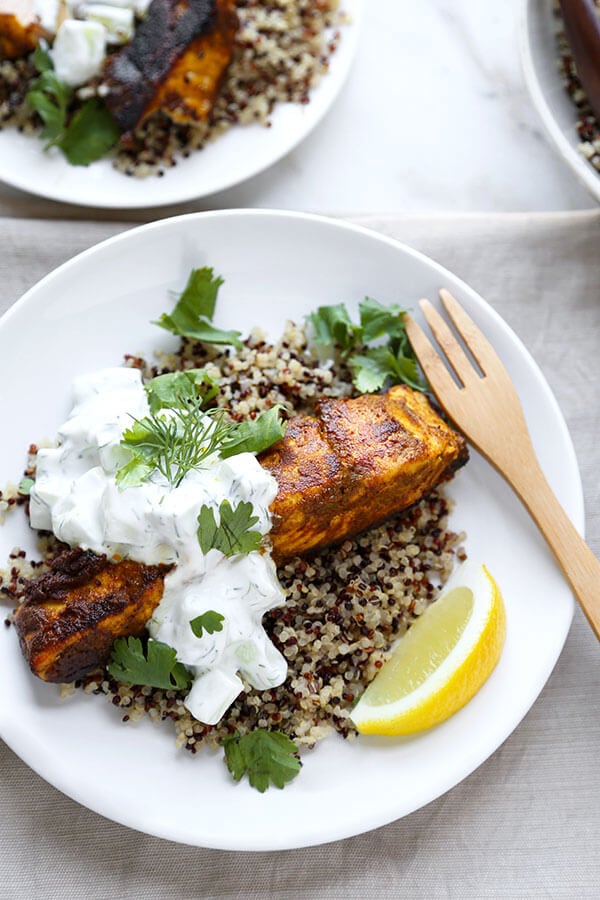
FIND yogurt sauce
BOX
[29,367,288,724]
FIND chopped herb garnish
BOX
[308,296,426,393]
[222,729,302,793]
[154,267,243,350]
[26,50,118,166]
[145,368,218,414]
[116,401,232,490]
[197,499,262,557]
[107,636,191,691]
[220,406,286,459]
[57,98,120,166]
[26,67,72,145]
[17,476,35,496]
[116,373,284,490]
[308,302,357,354]
[190,610,225,638]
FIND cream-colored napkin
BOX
[1,211,599,899]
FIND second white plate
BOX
[0,1,363,208]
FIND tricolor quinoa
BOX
[1,319,465,752]
[0,0,347,177]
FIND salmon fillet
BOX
[14,387,467,683]
[139,0,237,127]
[102,0,237,135]
[14,548,168,683]
[261,385,468,562]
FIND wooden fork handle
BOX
[503,453,600,640]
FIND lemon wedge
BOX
[350,561,506,736]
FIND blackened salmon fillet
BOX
[102,0,219,133]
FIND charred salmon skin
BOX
[102,0,237,135]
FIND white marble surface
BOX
[164,0,596,212]
[0,0,595,214]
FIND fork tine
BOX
[404,314,460,399]
[418,299,479,387]
[439,289,502,377]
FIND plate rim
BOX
[0,209,582,849]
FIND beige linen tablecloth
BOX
[0,211,598,899]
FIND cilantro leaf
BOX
[107,636,191,691]
[359,296,406,343]
[348,351,391,394]
[145,369,218,414]
[26,52,118,165]
[154,268,243,349]
[26,68,72,144]
[190,610,225,638]
[307,303,358,355]
[219,406,286,459]
[308,297,427,393]
[32,44,53,74]
[114,456,155,489]
[222,730,302,792]
[350,347,424,394]
[197,499,262,557]
[57,98,120,166]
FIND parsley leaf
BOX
[154,268,243,350]
[219,406,286,459]
[189,610,225,638]
[308,297,427,393]
[197,499,262,557]
[222,730,302,792]
[107,636,191,691]
[58,98,120,166]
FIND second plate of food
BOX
[0,0,363,208]
[0,210,580,850]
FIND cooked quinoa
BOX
[0,0,347,177]
[556,0,600,173]
[1,320,466,751]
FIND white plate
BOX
[0,1,363,209]
[0,210,580,850]
[520,0,600,203]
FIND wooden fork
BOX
[405,290,600,640]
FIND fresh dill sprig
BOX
[117,399,232,489]
[116,369,286,490]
